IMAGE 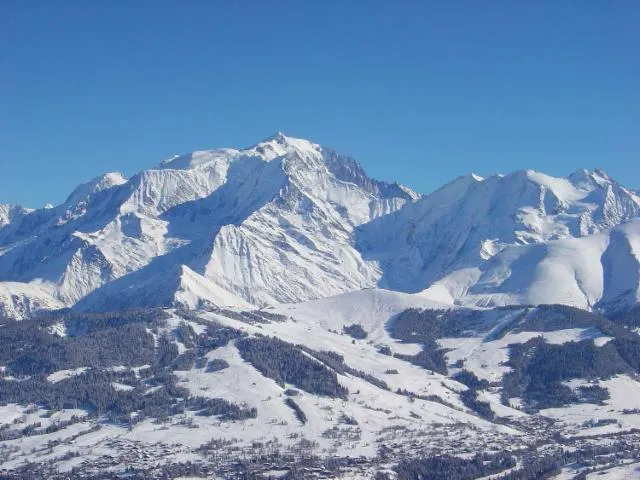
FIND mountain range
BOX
[1,133,638,320]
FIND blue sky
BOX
[1,1,638,207]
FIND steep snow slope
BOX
[0,133,417,316]
[63,172,128,208]
[0,281,63,320]
[421,218,640,311]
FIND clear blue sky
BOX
[1,1,638,207]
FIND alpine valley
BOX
[1,134,640,479]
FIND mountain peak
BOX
[249,131,319,157]
[251,131,296,148]
[568,168,613,189]
[65,172,128,206]
[261,130,287,144]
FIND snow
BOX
[0,281,63,320]
[540,375,640,435]
[422,219,640,311]
[438,308,614,383]
[582,462,640,479]
[64,172,127,206]
[47,367,89,383]
[48,321,67,337]
[477,390,527,419]
[270,288,452,354]
[111,382,135,391]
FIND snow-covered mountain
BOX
[0,133,417,319]
[358,168,640,311]
[0,133,638,320]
